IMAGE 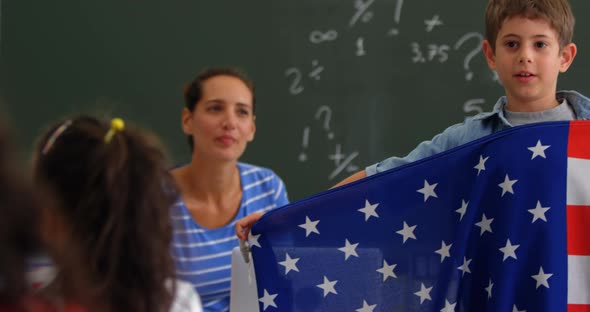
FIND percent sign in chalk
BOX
[349,0,374,27]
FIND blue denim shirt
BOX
[367,90,590,176]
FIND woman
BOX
[171,68,289,311]
[34,116,202,312]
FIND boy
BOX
[333,0,588,186]
[236,0,590,239]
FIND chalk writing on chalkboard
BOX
[288,0,495,181]
[349,0,375,27]
[284,60,324,96]
[309,30,338,44]
[298,105,360,181]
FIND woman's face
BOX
[182,75,256,162]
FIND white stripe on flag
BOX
[567,157,590,205]
[568,255,590,304]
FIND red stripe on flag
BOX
[568,121,590,159]
[567,205,590,255]
[569,304,590,312]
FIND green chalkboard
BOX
[2,0,590,200]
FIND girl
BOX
[34,116,202,312]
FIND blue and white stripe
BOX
[171,163,289,312]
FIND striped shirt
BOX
[171,163,289,312]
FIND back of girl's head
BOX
[35,115,175,312]
[0,119,40,307]
[485,0,575,52]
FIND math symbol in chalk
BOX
[309,60,324,81]
[285,68,304,95]
[411,43,449,63]
[315,106,334,140]
[285,61,325,95]
[410,43,426,63]
[356,37,366,56]
[309,30,338,44]
[424,15,443,32]
[387,0,405,36]
[328,144,360,180]
[349,0,374,27]
[454,32,484,81]
[463,99,485,121]
[298,126,310,162]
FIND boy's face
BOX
[482,16,576,111]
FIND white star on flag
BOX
[474,155,489,176]
[417,180,438,202]
[440,299,457,312]
[531,266,553,289]
[435,241,452,263]
[458,257,472,277]
[278,253,300,275]
[498,174,518,197]
[528,201,550,223]
[512,304,526,312]
[475,213,494,236]
[414,283,432,304]
[499,239,520,261]
[456,199,468,221]
[376,260,397,281]
[355,300,376,312]
[396,221,417,243]
[298,216,320,237]
[248,233,261,248]
[528,140,550,159]
[358,199,379,221]
[485,279,493,299]
[258,289,278,311]
[338,239,359,260]
[316,276,338,297]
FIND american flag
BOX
[250,121,590,312]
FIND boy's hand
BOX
[331,170,367,188]
[235,211,265,241]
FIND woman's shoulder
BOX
[237,162,280,179]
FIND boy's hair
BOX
[0,120,40,306]
[183,67,256,150]
[485,0,575,51]
[35,115,176,312]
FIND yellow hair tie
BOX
[104,118,125,143]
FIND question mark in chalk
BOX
[315,105,334,140]
[453,32,484,81]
